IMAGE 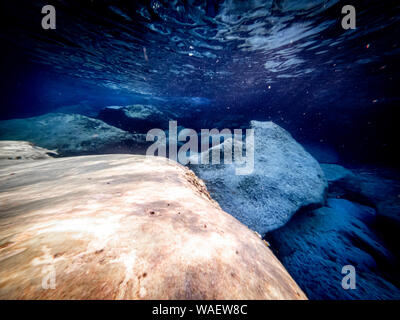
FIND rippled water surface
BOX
[0,0,399,164]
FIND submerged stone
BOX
[267,198,400,300]
[0,140,57,162]
[0,148,306,300]
[97,104,176,133]
[321,163,400,254]
[0,113,146,155]
[191,121,328,234]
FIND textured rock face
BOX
[321,163,400,254]
[98,105,174,133]
[267,198,400,300]
[0,152,306,300]
[191,121,327,234]
[0,141,57,161]
[0,113,146,155]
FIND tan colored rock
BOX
[0,152,306,300]
[0,141,57,161]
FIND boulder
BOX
[190,121,327,234]
[0,150,306,299]
[321,164,400,252]
[0,141,57,161]
[347,169,400,233]
[267,198,400,300]
[0,113,146,155]
[97,104,175,133]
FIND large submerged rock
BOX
[0,150,306,299]
[0,141,57,161]
[267,198,400,300]
[97,104,175,133]
[191,121,327,234]
[0,113,146,155]
[321,163,400,253]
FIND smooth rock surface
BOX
[0,141,57,161]
[267,198,400,300]
[0,113,146,155]
[0,152,306,300]
[191,121,327,234]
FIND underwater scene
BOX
[0,0,399,300]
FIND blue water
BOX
[0,0,399,166]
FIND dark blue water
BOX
[0,0,399,166]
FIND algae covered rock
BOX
[0,113,145,155]
[191,121,327,234]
